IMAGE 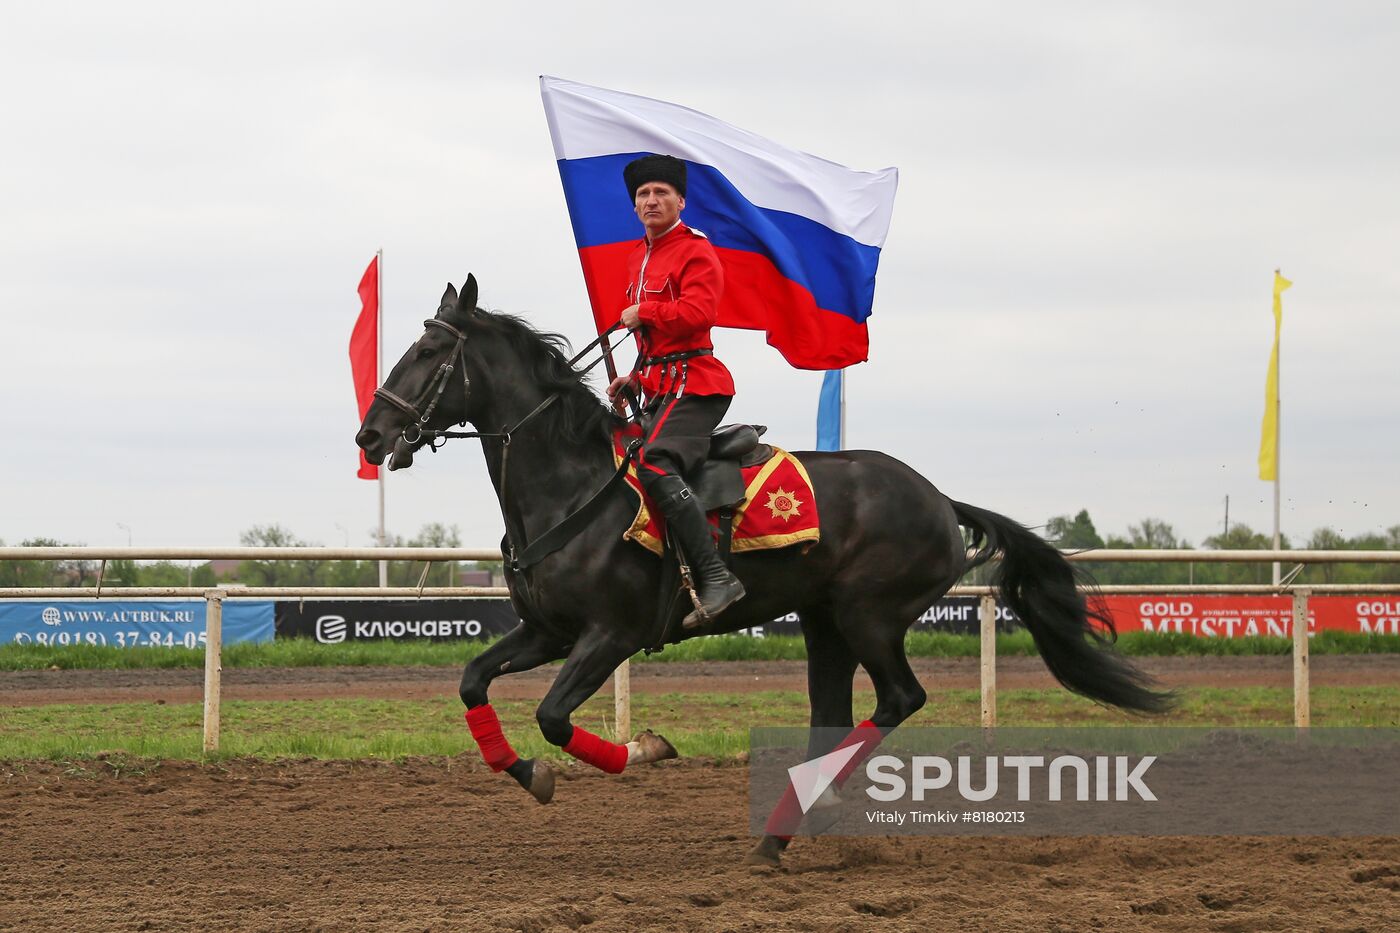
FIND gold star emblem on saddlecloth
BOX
[765,488,803,522]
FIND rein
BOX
[378,319,631,454]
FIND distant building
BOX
[458,569,494,587]
[209,560,242,582]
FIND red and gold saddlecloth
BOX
[612,425,820,557]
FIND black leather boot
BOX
[649,474,746,629]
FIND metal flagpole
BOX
[839,366,847,449]
[1272,424,1281,584]
[1272,270,1281,586]
[377,248,388,588]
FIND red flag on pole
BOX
[350,256,379,480]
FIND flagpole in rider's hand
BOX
[378,248,388,588]
[602,317,641,421]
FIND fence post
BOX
[203,590,225,754]
[980,593,997,728]
[614,659,631,742]
[1293,588,1310,728]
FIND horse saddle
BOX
[693,423,772,511]
[645,423,769,654]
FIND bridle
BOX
[371,314,641,575]
[374,315,633,455]
[372,317,471,447]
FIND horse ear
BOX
[440,283,458,310]
[459,274,478,313]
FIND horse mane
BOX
[467,308,624,446]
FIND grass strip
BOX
[2,686,1396,763]
[3,630,1399,672]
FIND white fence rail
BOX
[3,546,1399,749]
[5,545,1400,563]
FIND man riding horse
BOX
[606,154,746,629]
[353,154,1171,868]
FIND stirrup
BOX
[684,586,709,628]
[682,576,745,630]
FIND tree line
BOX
[229,522,503,588]
[1023,510,1400,586]
[0,523,503,589]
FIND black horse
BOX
[355,275,1170,866]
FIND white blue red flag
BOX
[540,76,898,370]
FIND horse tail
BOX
[951,500,1175,714]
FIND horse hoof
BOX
[626,729,678,766]
[744,835,787,867]
[525,759,555,805]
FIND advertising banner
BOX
[886,596,1400,638]
[276,598,1020,642]
[0,601,275,648]
[275,600,521,643]
[267,595,1400,643]
[753,598,1022,638]
[1100,595,1400,637]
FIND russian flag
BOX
[540,76,898,371]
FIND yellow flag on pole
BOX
[1257,271,1292,481]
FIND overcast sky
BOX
[2,2,1396,552]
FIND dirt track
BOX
[3,655,1398,707]
[3,658,1398,930]
[1,755,1396,932]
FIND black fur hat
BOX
[623,154,687,200]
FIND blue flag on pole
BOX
[816,369,843,450]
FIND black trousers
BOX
[637,393,731,486]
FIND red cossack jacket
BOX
[621,221,735,398]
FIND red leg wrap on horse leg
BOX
[563,726,628,774]
[763,720,885,838]
[465,705,520,772]
[764,784,804,840]
[833,720,884,787]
